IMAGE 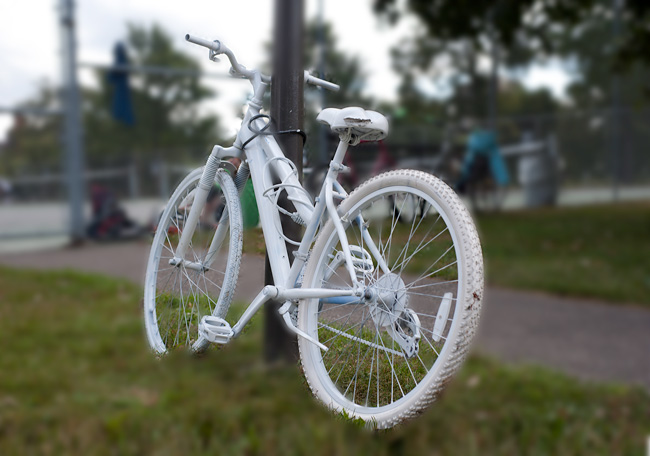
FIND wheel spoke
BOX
[301,178,478,419]
[144,170,241,354]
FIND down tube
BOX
[245,140,295,286]
[258,135,321,288]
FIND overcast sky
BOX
[0,0,571,140]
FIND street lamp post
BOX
[264,0,305,362]
[59,0,86,243]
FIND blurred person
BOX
[87,183,139,240]
[455,118,509,194]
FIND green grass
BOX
[241,201,649,306]
[478,202,650,306]
[1,267,649,454]
[154,292,214,349]
[317,322,439,407]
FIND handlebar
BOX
[304,72,340,92]
[185,33,263,81]
[185,34,221,52]
[185,33,340,92]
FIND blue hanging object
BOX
[108,42,135,126]
[460,129,509,186]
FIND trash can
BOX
[518,137,559,207]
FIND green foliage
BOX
[373,0,650,132]
[374,0,650,66]
[1,24,223,179]
[0,267,649,454]
[299,20,373,165]
[0,86,62,176]
[381,14,562,125]
[302,21,369,109]
[85,23,224,168]
[557,10,650,109]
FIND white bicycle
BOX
[143,34,484,429]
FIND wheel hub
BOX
[368,273,407,327]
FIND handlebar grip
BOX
[304,72,340,92]
[185,34,221,52]
[314,78,340,92]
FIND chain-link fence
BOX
[382,107,650,188]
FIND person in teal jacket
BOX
[456,128,509,193]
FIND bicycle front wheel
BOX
[298,169,483,428]
[143,167,242,355]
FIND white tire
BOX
[298,169,483,428]
[143,168,242,354]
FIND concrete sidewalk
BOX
[2,184,649,253]
[1,240,649,390]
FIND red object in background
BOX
[371,140,397,176]
[87,184,137,240]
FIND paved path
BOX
[1,241,649,390]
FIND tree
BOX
[0,85,62,177]
[372,0,650,125]
[262,19,371,165]
[376,1,538,127]
[2,23,224,192]
[302,21,370,108]
[550,9,650,183]
[303,20,373,164]
[373,0,650,67]
[85,23,224,170]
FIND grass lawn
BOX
[1,267,649,454]
[243,201,650,306]
[477,202,650,306]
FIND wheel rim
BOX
[144,172,233,354]
[305,185,464,414]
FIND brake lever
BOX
[209,47,220,63]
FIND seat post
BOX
[330,138,350,166]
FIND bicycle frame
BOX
[168,69,387,350]
[142,36,484,425]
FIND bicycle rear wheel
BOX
[143,168,242,355]
[298,169,483,428]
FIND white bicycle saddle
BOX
[316,107,388,141]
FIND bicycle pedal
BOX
[199,316,234,344]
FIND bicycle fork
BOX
[169,153,223,270]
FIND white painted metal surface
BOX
[433,292,454,342]
[142,35,485,429]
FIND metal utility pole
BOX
[59,0,86,243]
[488,9,499,132]
[610,0,624,201]
[265,0,305,362]
[317,0,329,164]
